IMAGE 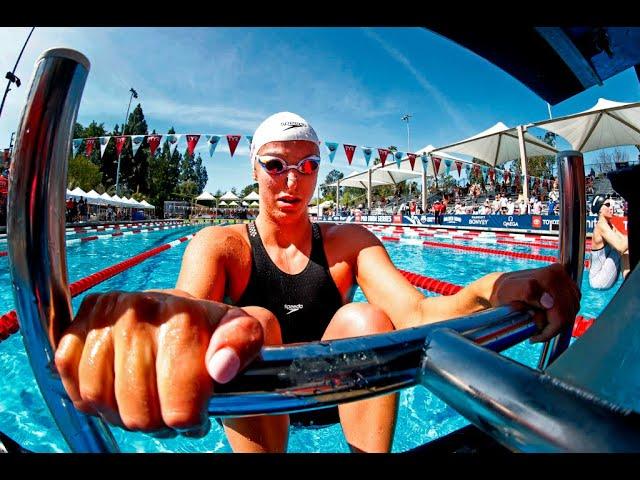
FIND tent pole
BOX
[367,168,372,211]
[336,179,340,217]
[421,162,427,213]
[517,125,530,201]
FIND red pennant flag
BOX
[505,171,511,183]
[455,160,462,176]
[115,136,127,156]
[473,164,480,177]
[227,135,241,157]
[378,148,390,167]
[147,135,162,156]
[407,153,417,170]
[85,138,95,157]
[489,168,495,181]
[432,157,441,175]
[186,134,201,156]
[343,144,356,165]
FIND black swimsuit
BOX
[235,221,344,426]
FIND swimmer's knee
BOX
[324,303,394,340]
[239,306,282,345]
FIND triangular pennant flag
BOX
[432,156,441,176]
[473,164,480,177]
[85,138,95,157]
[444,158,452,176]
[146,135,162,156]
[325,142,339,163]
[420,153,429,169]
[505,171,511,183]
[361,147,373,166]
[530,177,535,189]
[99,136,111,158]
[343,144,356,165]
[394,151,404,168]
[226,135,241,157]
[73,138,83,155]
[114,136,128,157]
[455,160,462,177]
[488,168,495,182]
[131,135,145,158]
[465,163,471,177]
[481,165,489,183]
[245,135,253,146]
[407,153,417,170]
[378,148,390,167]
[205,135,220,157]
[185,134,201,156]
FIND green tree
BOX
[147,127,181,215]
[240,183,258,198]
[118,104,150,196]
[320,169,344,199]
[67,154,102,191]
[193,153,208,193]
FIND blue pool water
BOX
[0,224,621,452]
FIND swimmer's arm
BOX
[599,222,628,254]
[174,226,228,301]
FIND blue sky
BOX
[1,27,638,193]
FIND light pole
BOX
[0,27,35,121]
[401,114,412,153]
[115,87,138,196]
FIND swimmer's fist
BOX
[54,290,263,435]
[489,263,581,343]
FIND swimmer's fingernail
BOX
[540,292,554,309]
[207,347,240,384]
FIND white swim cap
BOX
[250,112,320,164]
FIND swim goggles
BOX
[256,155,320,175]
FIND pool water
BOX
[0,224,621,452]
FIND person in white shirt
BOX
[532,197,543,215]
[506,198,515,215]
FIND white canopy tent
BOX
[433,122,558,199]
[435,122,557,167]
[243,191,260,201]
[195,191,216,201]
[219,200,228,206]
[533,98,640,152]
[219,191,240,201]
[249,201,259,207]
[139,200,154,210]
[67,186,87,199]
[229,201,239,207]
[84,189,105,205]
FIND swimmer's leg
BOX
[322,303,398,453]
[221,306,289,452]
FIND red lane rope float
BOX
[0,234,194,342]
[420,240,558,263]
[398,269,595,338]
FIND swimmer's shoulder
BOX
[186,224,251,259]
[319,222,382,251]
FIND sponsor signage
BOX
[318,214,626,234]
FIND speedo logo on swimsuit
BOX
[284,304,304,314]
[281,121,306,130]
